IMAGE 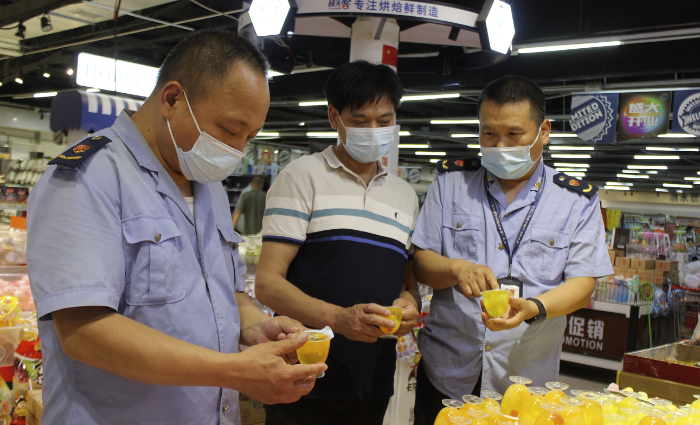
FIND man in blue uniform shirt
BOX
[27,29,325,425]
[411,76,613,424]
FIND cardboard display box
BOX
[615,257,631,268]
[27,390,42,425]
[653,270,669,286]
[618,371,698,405]
[624,268,638,279]
[669,270,680,285]
[240,394,265,425]
[644,270,655,284]
[655,260,678,272]
[631,259,655,270]
[623,343,700,391]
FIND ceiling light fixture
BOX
[548,146,594,151]
[663,183,693,188]
[86,88,100,93]
[518,40,622,54]
[467,144,480,148]
[551,154,591,159]
[647,171,658,174]
[66,68,74,76]
[566,172,586,177]
[646,146,699,152]
[634,155,680,160]
[41,15,53,32]
[14,78,23,84]
[684,177,700,181]
[402,93,460,101]
[299,101,328,107]
[621,170,640,173]
[657,133,697,138]
[248,0,291,36]
[656,188,669,192]
[452,134,479,138]
[33,92,57,98]
[431,119,479,124]
[604,185,630,191]
[549,133,578,138]
[256,132,280,137]
[299,122,305,126]
[399,131,411,136]
[399,144,429,149]
[416,151,446,156]
[267,70,284,78]
[555,168,587,172]
[617,174,649,179]
[553,163,589,168]
[627,165,668,170]
[429,159,441,163]
[306,132,337,138]
[606,182,633,186]
[43,73,50,78]
[15,21,26,39]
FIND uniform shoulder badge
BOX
[553,172,598,198]
[437,158,482,173]
[49,135,112,169]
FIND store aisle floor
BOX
[558,361,617,393]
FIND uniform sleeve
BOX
[410,176,444,254]
[261,170,311,246]
[564,193,615,279]
[27,164,125,320]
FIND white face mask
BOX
[337,115,395,164]
[166,90,244,184]
[480,124,543,180]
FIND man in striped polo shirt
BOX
[256,61,420,425]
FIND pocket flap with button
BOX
[123,217,182,244]
[530,227,569,248]
[444,213,479,231]
[216,223,244,246]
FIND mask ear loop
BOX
[182,90,202,134]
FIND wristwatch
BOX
[524,298,546,325]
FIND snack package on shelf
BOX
[11,326,41,425]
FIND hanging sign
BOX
[617,92,671,140]
[671,90,700,136]
[569,94,618,143]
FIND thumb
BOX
[268,332,308,356]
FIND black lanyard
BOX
[483,166,547,278]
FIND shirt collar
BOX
[487,159,545,210]
[112,110,162,173]
[321,145,388,178]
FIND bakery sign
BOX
[562,309,629,360]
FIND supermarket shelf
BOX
[591,301,632,317]
[561,351,623,371]
[0,204,27,211]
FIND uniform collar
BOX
[322,145,388,178]
[487,159,544,210]
[112,110,162,173]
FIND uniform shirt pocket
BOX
[525,227,570,284]
[443,213,482,262]
[123,217,186,305]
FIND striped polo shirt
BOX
[262,146,418,400]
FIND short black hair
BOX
[324,60,403,114]
[477,76,546,125]
[156,28,268,103]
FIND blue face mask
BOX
[338,116,395,164]
[480,124,542,180]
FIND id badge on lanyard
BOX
[484,167,546,298]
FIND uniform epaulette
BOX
[437,158,482,173]
[553,172,598,198]
[48,135,112,169]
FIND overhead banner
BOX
[671,90,700,136]
[569,94,618,143]
[617,92,671,140]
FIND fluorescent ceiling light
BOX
[663,183,693,188]
[604,186,630,191]
[257,132,279,137]
[43,73,50,78]
[634,155,680,160]
[657,133,697,138]
[484,0,515,54]
[518,40,622,54]
[646,171,658,174]
[14,78,23,84]
[452,134,479,138]
[684,177,700,181]
[299,101,328,107]
[299,122,305,126]
[551,154,591,159]
[621,170,640,173]
[566,172,586,177]
[478,152,482,157]
[549,146,594,151]
[656,188,669,192]
[556,168,587,172]
[430,159,441,163]
[646,146,699,152]
[402,93,460,101]
[86,88,100,93]
[249,0,291,37]
[399,131,411,136]
[416,151,446,156]
[66,68,74,75]
[554,163,589,168]
[399,144,429,149]
[467,144,480,148]
[549,133,578,138]
[606,182,633,186]
[431,119,479,124]
[677,190,684,193]
[267,70,285,78]
[617,174,649,179]
[33,92,57,98]
[628,165,667,170]
[307,132,337,138]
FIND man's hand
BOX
[452,260,500,298]
[331,304,395,343]
[392,298,419,337]
[256,316,306,364]
[480,297,538,331]
[231,333,327,405]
